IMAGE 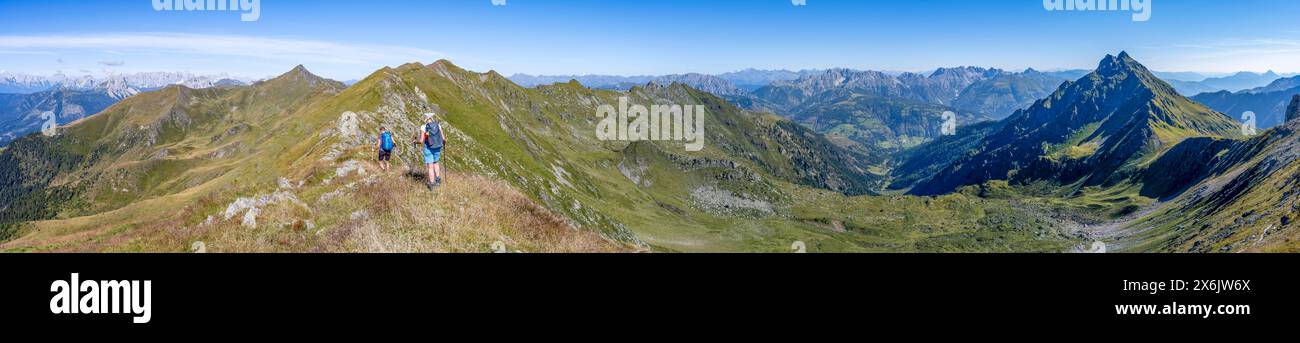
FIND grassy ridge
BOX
[1,61,1081,253]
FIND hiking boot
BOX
[427,182,436,192]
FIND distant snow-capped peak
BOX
[0,71,252,98]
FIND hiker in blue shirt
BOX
[415,113,447,191]
[376,126,396,172]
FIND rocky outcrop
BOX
[1287,95,1300,122]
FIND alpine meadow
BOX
[3,0,1300,254]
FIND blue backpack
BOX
[380,131,394,151]
[424,122,444,150]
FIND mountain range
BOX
[1191,75,1300,129]
[508,69,822,91]
[0,89,119,146]
[0,71,250,96]
[511,69,1294,98]
[4,53,1300,253]
[730,67,1067,153]
[509,67,1293,156]
[513,67,1069,154]
[715,69,826,90]
[1163,71,1291,97]
[1195,71,1286,92]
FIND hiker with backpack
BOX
[376,126,396,172]
[416,112,447,191]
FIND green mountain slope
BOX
[0,66,346,237]
[1,61,1076,252]
[326,61,1072,252]
[306,61,886,250]
[1117,98,1300,252]
[0,65,629,252]
[888,120,1005,191]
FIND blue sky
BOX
[2,0,1299,80]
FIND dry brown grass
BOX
[10,160,635,253]
[364,170,633,252]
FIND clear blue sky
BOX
[2,0,1299,80]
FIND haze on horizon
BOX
[1,0,1299,81]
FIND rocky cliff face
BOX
[1287,95,1300,122]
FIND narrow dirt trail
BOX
[1066,203,1164,253]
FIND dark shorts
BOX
[378,149,392,161]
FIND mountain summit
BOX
[1095,51,1143,77]
[258,65,343,90]
[912,53,1242,195]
